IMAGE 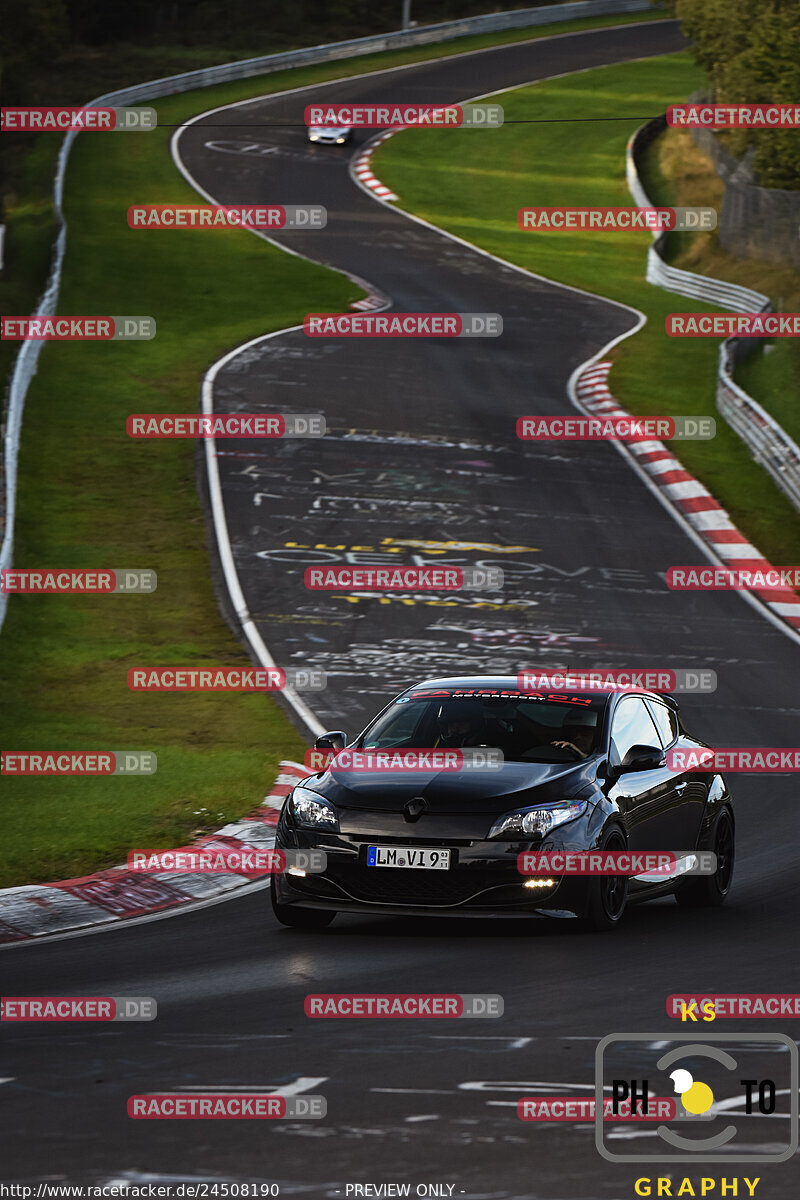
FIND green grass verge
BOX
[0,88,358,889]
[0,9,674,890]
[374,50,800,564]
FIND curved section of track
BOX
[174,20,800,744]
[4,24,800,1198]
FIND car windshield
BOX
[360,691,605,762]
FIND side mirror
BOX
[315,730,347,751]
[618,744,665,774]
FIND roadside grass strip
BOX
[0,90,356,888]
[0,762,307,943]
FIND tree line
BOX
[668,0,800,188]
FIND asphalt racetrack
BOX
[3,20,800,1198]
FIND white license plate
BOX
[366,846,451,870]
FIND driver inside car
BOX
[434,701,486,747]
[550,708,597,758]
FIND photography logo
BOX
[595,1033,798,1163]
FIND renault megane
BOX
[270,676,734,931]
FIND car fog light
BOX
[524,878,555,889]
[286,866,307,877]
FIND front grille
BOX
[325,864,514,907]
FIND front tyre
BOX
[582,828,628,931]
[271,876,336,929]
[675,806,734,908]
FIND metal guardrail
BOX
[627,118,800,516]
[0,0,656,631]
[626,119,770,313]
[717,345,800,509]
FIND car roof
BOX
[401,675,678,708]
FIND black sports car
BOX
[270,676,734,931]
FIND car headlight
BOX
[336,136,346,143]
[488,800,587,840]
[290,786,339,832]
[308,133,320,142]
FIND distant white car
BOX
[307,124,353,145]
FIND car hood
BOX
[304,758,595,815]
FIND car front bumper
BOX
[272,827,594,919]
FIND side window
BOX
[610,697,661,765]
[646,700,679,748]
